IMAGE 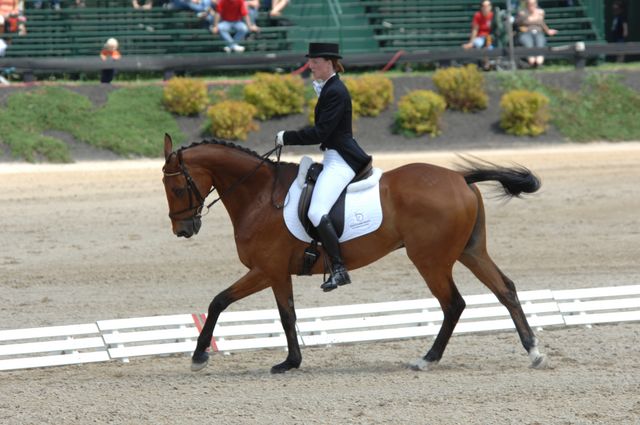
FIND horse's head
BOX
[162,134,211,238]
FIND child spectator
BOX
[211,0,259,53]
[100,37,121,84]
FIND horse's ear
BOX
[164,133,173,160]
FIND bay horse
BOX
[161,134,548,373]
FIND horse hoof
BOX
[191,351,209,372]
[530,354,550,369]
[409,358,438,371]
[270,360,300,374]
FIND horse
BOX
[161,134,548,373]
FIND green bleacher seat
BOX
[4,0,603,61]
[6,0,291,57]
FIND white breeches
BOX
[308,149,356,227]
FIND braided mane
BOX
[179,138,275,165]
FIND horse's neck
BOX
[196,146,276,216]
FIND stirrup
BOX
[320,277,338,292]
[320,266,351,292]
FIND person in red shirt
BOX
[212,0,259,53]
[463,0,494,50]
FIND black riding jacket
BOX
[282,74,371,173]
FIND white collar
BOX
[312,73,336,97]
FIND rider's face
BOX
[308,57,334,81]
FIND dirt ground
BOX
[1,142,640,424]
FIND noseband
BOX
[163,145,283,222]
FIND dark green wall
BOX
[582,0,606,39]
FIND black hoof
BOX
[191,351,209,372]
[270,359,300,374]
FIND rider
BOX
[275,42,372,292]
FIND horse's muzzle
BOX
[174,217,201,238]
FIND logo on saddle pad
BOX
[283,156,383,243]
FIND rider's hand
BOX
[275,131,285,147]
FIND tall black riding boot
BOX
[316,215,351,292]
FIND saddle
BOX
[297,159,373,241]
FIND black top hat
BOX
[306,42,342,59]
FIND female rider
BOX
[275,42,372,292]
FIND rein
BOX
[163,144,283,220]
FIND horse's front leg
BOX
[270,275,301,374]
[191,268,270,372]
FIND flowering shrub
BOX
[162,77,209,116]
[207,100,258,140]
[344,74,394,117]
[432,65,488,112]
[395,90,446,137]
[243,73,305,120]
[500,90,550,136]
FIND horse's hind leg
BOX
[270,276,302,374]
[460,246,548,369]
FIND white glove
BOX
[275,130,285,147]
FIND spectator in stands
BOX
[0,15,6,58]
[1,0,26,36]
[463,1,494,50]
[264,0,288,17]
[610,0,628,43]
[100,37,121,84]
[245,0,258,25]
[516,0,557,68]
[206,1,257,27]
[33,1,61,10]
[211,0,259,53]
[0,0,17,17]
[170,0,211,16]
[610,0,628,62]
[132,0,153,10]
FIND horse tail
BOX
[459,157,541,198]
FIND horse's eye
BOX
[172,187,187,198]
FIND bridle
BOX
[162,145,283,222]
[163,149,213,220]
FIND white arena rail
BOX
[554,285,640,327]
[96,289,563,357]
[97,314,198,362]
[0,323,110,371]
[1,285,639,371]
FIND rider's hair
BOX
[330,58,345,73]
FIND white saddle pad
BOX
[283,156,384,243]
